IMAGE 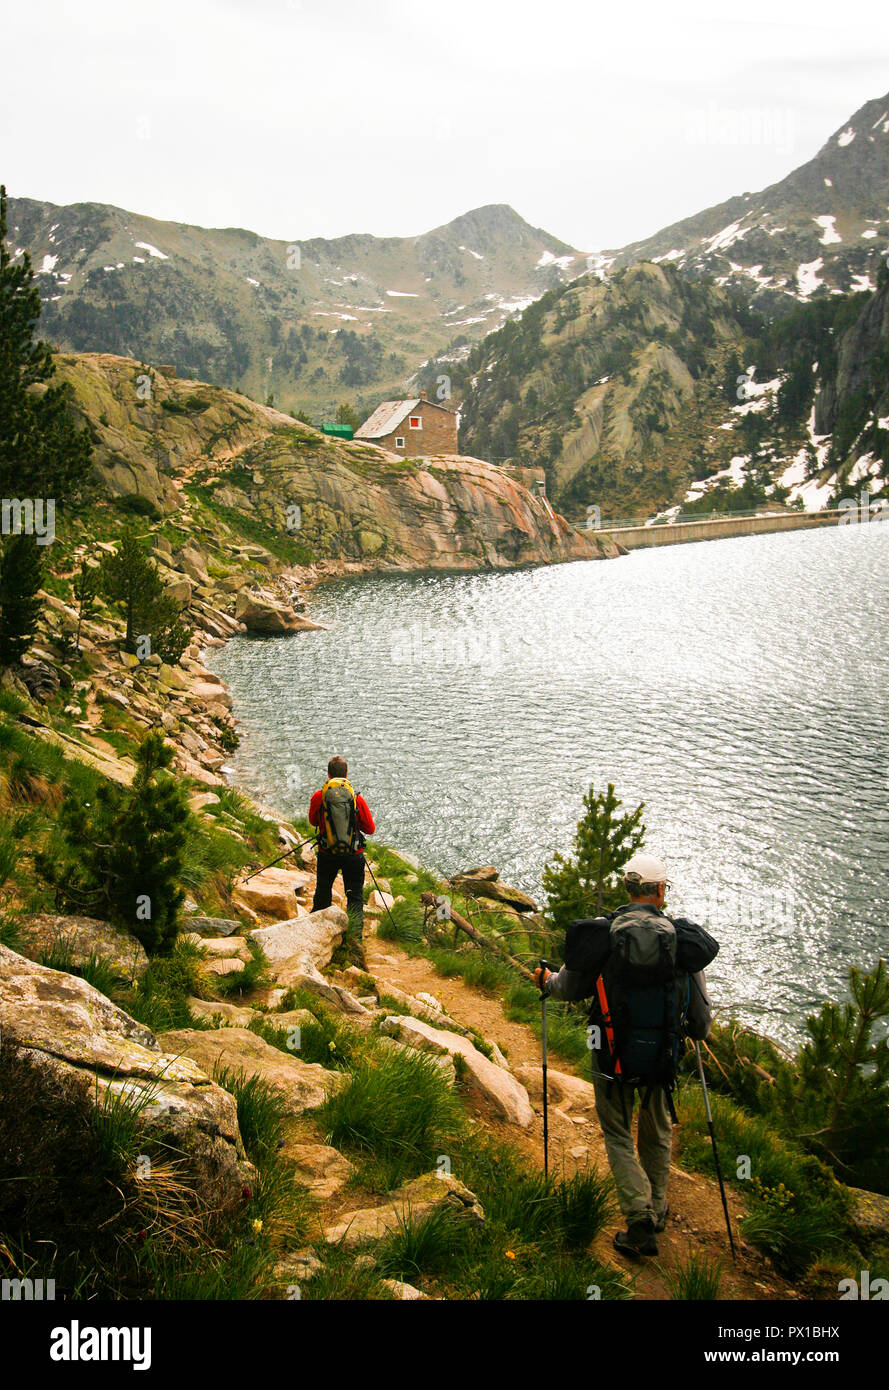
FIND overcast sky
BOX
[3,0,888,250]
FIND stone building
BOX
[355,391,460,457]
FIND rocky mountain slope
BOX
[606,90,889,308]
[54,350,615,572]
[7,199,584,419]
[457,259,889,522]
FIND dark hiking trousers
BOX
[312,850,365,927]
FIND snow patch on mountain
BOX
[797,258,824,298]
[703,220,749,255]
[814,215,841,246]
[837,127,856,147]
[850,273,875,292]
[135,241,168,260]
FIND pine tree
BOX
[335,402,361,432]
[541,781,646,936]
[72,553,101,654]
[778,958,889,1193]
[100,524,190,662]
[0,184,91,504]
[0,184,92,668]
[0,534,43,666]
[38,732,190,954]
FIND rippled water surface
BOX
[209,524,889,1042]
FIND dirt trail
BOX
[359,930,794,1302]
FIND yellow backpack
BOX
[319,777,361,851]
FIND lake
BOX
[208,522,889,1043]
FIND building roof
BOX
[355,396,458,439]
[355,399,420,439]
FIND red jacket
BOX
[309,786,375,850]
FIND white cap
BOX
[623,852,668,884]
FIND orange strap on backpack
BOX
[596,976,622,1076]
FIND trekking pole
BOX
[694,1040,737,1261]
[539,957,555,1179]
[242,837,317,882]
[365,858,400,935]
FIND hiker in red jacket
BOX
[309,756,375,933]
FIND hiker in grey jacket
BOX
[534,852,715,1259]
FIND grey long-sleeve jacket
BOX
[545,957,713,1040]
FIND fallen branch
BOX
[420,891,534,982]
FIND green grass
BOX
[122,938,207,1031]
[91,1073,161,1169]
[297,1242,395,1300]
[213,939,271,1000]
[213,1064,288,1165]
[319,1043,468,1191]
[661,1250,724,1299]
[374,1203,479,1280]
[374,895,425,946]
[675,1076,852,1277]
[37,942,123,999]
[249,1007,364,1072]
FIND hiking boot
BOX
[652,1205,669,1234]
[613,1218,658,1258]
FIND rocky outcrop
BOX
[449,870,538,913]
[380,1014,534,1128]
[235,589,326,635]
[14,914,149,983]
[54,354,617,570]
[0,945,252,1203]
[158,1027,345,1113]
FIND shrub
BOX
[541,781,645,935]
[37,732,190,954]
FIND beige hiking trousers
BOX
[590,1055,672,1225]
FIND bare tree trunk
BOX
[420,891,534,982]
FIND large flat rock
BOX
[249,905,346,968]
[234,867,311,922]
[380,1015,534,1128]
[158,1027,344,1114]
[284,1142,356,1201]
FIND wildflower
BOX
[504,1250,516,1260]
[252,1218,263,1235]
